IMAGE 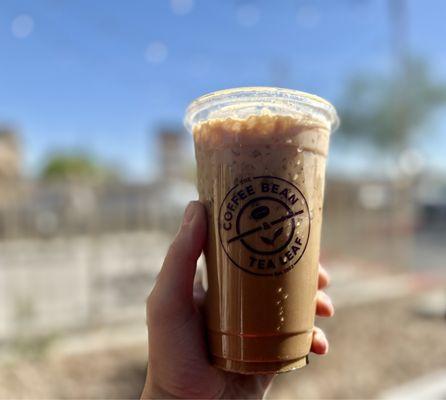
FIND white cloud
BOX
[236,4,260,27]
[170,0,194,16]
[11,14,34,39]
[145,41,168,64]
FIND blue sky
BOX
[1,0,446,180]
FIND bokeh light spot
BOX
[11,14,34,39]
[399,149,425,176]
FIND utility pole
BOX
[388,0,415,271]
[389,0,409,77]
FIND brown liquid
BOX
[193,114,330,374]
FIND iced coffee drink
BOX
[185,87,338,374]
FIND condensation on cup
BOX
[184,87,339,374]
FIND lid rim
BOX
[184,86,339,132]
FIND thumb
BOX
[148,201,207,324]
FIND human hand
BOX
[141,201,334,399]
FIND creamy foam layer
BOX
[193,114,330,156]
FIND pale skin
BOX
[142,201,334,399]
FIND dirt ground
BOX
[269,295,446,399]
[0,293,445,399]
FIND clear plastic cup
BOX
[185,87,338,374]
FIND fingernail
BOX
[183,202,196,224]
[316,331,329,354]
[321,292,334,315]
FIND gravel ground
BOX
[0,292,445,399]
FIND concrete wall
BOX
[0,232,169,342]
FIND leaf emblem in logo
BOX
[260,227,284,245]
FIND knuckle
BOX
[167,232,184,255]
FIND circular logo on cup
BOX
[218,176,310,276]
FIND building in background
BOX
[0,127,21,182]
[0,127,22,213]
[0,126,197,239]
[157,127,191,181]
